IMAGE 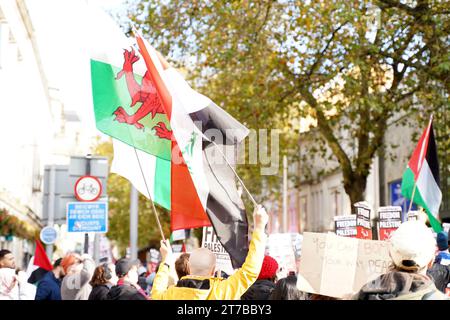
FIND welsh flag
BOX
[90,8,250,267]
[401,117,442,232]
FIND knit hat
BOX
[437,231,449,251]
[258,255,278,280]
[389,221,436,271]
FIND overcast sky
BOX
[25,0,128,139]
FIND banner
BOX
[266,233,297,274]
[201,226,234,275]
[297,232,391,299]
[377,206,402,241]
[334,215,357,237]
[354,202,372,239]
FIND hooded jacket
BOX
[427,263,450,293]
[35,271,61,300]
[354,271,449,300]
[241,279,275,300]
[61,255,95,300]
[0,268,36,300]
[88,284,111,300]
[106,283,147,300]
[151,229,267,300]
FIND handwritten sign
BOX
[354,202,372,239]
[334,215,357,237]
[202,226,234,275]
[378,206,402,241]
[297,232,391,299]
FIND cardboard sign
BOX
[297,232,391,299]
[334,215,357,237]
[267,233,297,273]
[354,202,372,239]
[201,227,234,275]
[378,206,402,241]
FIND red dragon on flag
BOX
[113,48,172,140]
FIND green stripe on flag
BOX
[402,168,442,232]
[154,157,171,210]
[91,59,171,160]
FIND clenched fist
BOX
[253,205,269,232]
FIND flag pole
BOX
[210,140,258,207]
[407,182,417,215]
[132,147,166,241]
[406,114,434,218]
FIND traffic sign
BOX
[40,226,58,244]
[67,201,108,233]
[74,176,102,202]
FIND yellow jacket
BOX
[151,229,267,300]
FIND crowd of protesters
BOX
[1,205,449,300]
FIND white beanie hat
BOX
[389,220,436,271]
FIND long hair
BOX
[269,275,306,300]
[90,264,110,287]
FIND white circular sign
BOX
[40,226,58,245]
[74,175,102,202]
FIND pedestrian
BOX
[0,249,16,269]
[88,263,118,300]
[137,265,149,293]
[241,255,278,300]
[0,268,36,300]
[269,275,307,300]
[35,258,64,300]
[354,221,449,300]
[151,205,269,300]
[106,258,148,300]
[60,253,95,300]
[174,253,190,279]
[435,231,450,265]
[427,231,450,293]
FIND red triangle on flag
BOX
[34,239,53,271]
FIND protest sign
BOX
[378,206,402,241]
[147,248,161,273]
[354,202,372,239]
[202,226,234,275]
[443,223,450,235]
[407,211,419,221]
[297,232,391,299]
[266,233,297,274]
[334,215,357,237]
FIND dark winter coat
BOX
[88,284,111,300]
[427,263,450,293]
[354,271,449,300]
[241,279,275,300]
[35,271,61,301]
[106,284,147,300]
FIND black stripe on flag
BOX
[190,102,250,268]
[426,123,440,187]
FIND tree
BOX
[127,0,449,205]
[93,139,171,255]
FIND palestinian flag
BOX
[27,239,52,284]
[401,117,442,232]
[90,12,250,267]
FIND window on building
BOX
[436,104,450,220]
[300,195,307,232]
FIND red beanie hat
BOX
[258,255,278,280]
